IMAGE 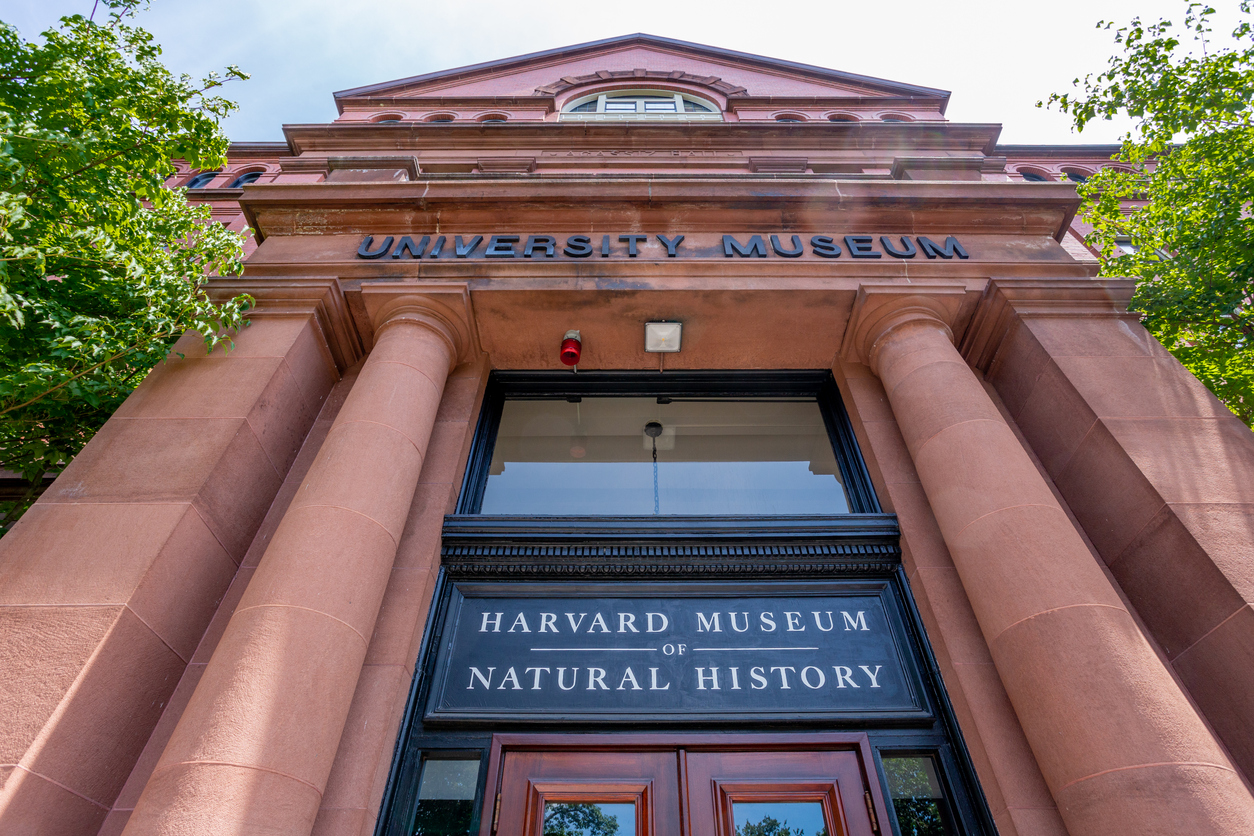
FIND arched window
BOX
[371,113,405,123]
[1063,170,1090,183]
[426,113,455,123]
[186,171,219,189]
[560,90,721,121]
[827,113,860,122]
[880,114,912,123]
[477,113,508,123]
[1019,170,1051,182]
[775,114,805,123]
[228,171,263,188]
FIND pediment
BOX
[334,34,948,107]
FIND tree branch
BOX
[0,340,164,416]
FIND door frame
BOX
[480,732,893,836]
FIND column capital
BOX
[359,283,480,367]
[839,284,971,372]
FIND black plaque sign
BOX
[424,582,928,723]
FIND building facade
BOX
[3,34,1254,836]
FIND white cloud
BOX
[5,0,1218,143]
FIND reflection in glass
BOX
[480,398,850,515]
[733,802,827,836]
[411,758,479,836]
[882,756,954,836]
[544,802,636,836]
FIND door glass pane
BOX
[881,756,954,836]
[544,802,636,836]
[481,398,850,515]
[732,802,828,836]
[412,758,479,836]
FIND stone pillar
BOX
[977,279,1254,782]
[123,294,468,836]
[855,295,1254,835]
[0,313,336,835]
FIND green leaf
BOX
[0,7,251,532]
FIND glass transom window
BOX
[479,397,850,515]
[561,90,722,122]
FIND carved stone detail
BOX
[534,69,747,98]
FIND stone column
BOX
[123,295,467,836]
[856,296,1254,835]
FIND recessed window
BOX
[478,396,851,516]
[1019,171,1050,182]
[412,757,480,836]
[882,755,957,836]
[427,114,455,122]
[775,115,804,123]
[376,119,401,124]
[478,114,508,123]
[828,114,859,122]
[185,172,219,189]
[227,171,262,188]
[880,115,909,123]
[1064,170,1089,183]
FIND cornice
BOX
[280,121,1003,156]
[439,514,902,579]
[237,177,1082,242]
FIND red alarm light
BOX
[560,330,581,366]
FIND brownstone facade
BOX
[2,34,1253,836]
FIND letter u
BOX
[771,234,804,257]
[357,235,393,259]
[880,236,917,258]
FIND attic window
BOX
[185,171,220,189]
[560,90,721,121]
[1019,170,1051,182]
[228,171,263,188]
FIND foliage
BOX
[1045,1,1254,427]
[544,803,622,836]
[0,0,252,531]
[735,814,825,836]
[412,799,475,836]
[882,758,947,836]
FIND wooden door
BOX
[486,737,883,836]
[684,749,877,836]
[493,749,682,836]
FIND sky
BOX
[4,0,1225,145]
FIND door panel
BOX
[685,750,875,836]
[496,750,682,836]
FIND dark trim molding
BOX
[455,370,883,516]
[442,513,899,542]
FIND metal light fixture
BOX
[644,321,682,352]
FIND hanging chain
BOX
[652,436,659,515]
